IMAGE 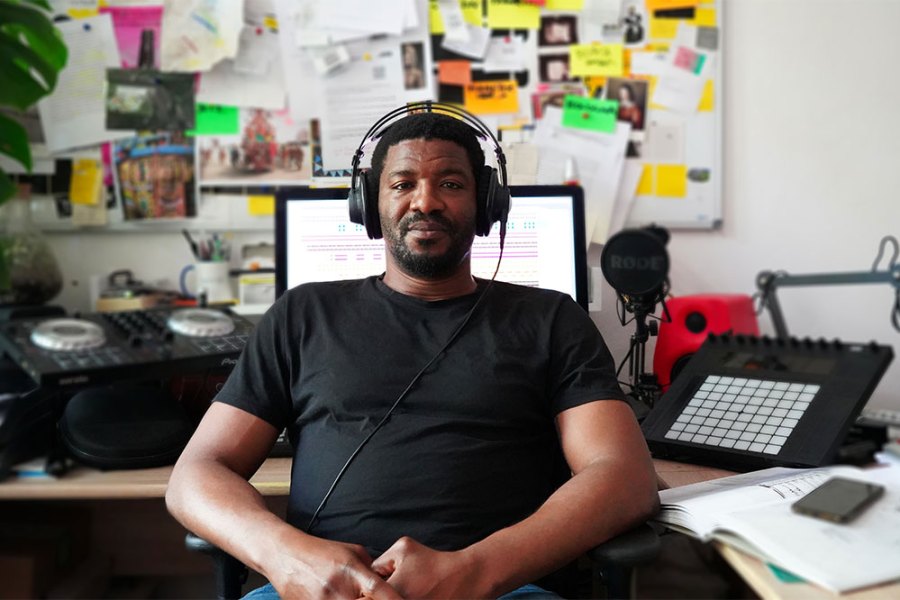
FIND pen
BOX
[182,229,199,259]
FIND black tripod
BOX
[614,293,667,420]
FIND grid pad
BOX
[663,375,819,455]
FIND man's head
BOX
[369,113,487,280]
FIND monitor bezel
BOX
[275,185,589,309]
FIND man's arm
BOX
[166,402,401,600]
[373,399,659,598]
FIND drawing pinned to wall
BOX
[401,41,427,90]
[539,14,578,46]
[622,1,647,46]
[606,77,647,133]
[197,108,311,186]
[538,53,575,83]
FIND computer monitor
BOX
[275,185,589,309]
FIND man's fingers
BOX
[359,573,403,600]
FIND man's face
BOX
[378,138,478,279]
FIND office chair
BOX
[185,522,660,600]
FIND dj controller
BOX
[0,307,256,388]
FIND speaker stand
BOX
[622,303,663,420]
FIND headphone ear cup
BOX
[476,166,508,237]
[359,169,382,240]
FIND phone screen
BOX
[791,477,885,523]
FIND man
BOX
[166,111,659,599]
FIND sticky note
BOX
[673,46,706,74]
[649,18,680,39]
[188,104,240,136]
[438,60,473,86]
[698,79,714,111]
[464,80,519,114]
[487,0,540,30]
[656,164,688,197]
[546,0,584,9]
[248,195,275,216]
[70,159,103,206]
[431,0,483,34]
[636,165,654,195]
[561,95,619,133]
[569,43,624,77]
[583,75,607,98]
[263,15,278,30]
[692,7,717,27]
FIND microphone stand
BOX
[617,294,665,420]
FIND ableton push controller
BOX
[0,307,256,388]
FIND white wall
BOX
[593,0,900,411]
[39,0,900,411]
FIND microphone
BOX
[600,225,670,303]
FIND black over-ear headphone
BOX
[347,101,511,240]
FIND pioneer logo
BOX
[220,358,238,367]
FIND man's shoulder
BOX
[485,280,573,306]
[282,277,377,303]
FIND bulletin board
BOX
[622,0,724,230]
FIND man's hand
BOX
[371,537,488,599]
[266,537,402,600]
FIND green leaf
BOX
[19,0,52,11]
[0,1,68,109]
[0,112,31,171]
[0,35,57,108]
[0,166,16,204]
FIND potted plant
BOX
[0,0,68,304]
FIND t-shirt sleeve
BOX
[214,294,294,430]
[548,296,627,414]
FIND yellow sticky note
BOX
[636,165,654,196]
[692,8,717,27]
[70,159,103,206]
[487,0,540,30]
[248,195,275,216]
[263,15,278,30]
[546,0,584,9]
[656,164,688,198]
[698,79,714,111]
[430,0,483,35]
[569,43,624,77]
[464,80,519,114]
[649,18,680,40]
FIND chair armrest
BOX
[185,532,249,600]
[586,522,661,567]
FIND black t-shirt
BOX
[216,276,625,555]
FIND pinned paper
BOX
[656,164,688,197]
[438,60,473,86]
[696,26,719,50]
[430,0,482,34]
[188,103,240,136]
[673,46,706,74]
[464,81,519,115]
[437,0,470,42]
[561,95,619,133]
[70,159,103,206]
[569,43,624,77]
[487,0,540,30]
[248,195,275,216]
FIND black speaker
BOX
[348,101,510,240]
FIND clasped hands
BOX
[269,535,486,600]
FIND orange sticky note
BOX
[656,164,688,198]
[438,60,472,86]
[464,80,519,114]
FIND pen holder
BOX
[180,261,233,304]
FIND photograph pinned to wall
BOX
[538,54,576,84]
[401,42,427,90]
[531,83,584,120]
[539,15,578,47]
[113,131,196,220]
[310,119,352,179]
[606,77,648,133]
[197,108,312,186]
[106,68,195,131]
[621,1,647,47]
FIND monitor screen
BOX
[275,185,588,309]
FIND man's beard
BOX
[384,213,475,279]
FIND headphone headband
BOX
[350,101,508,194]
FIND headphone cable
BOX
[306,230,506,534]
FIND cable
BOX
[871,235,899,272]
[306,230,507,534]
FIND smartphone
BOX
[791,476,885,524]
